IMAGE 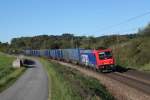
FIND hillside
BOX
[111,24,150,71]
[112,36,150,71]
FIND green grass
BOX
[40,59,77,100]
[0,52,26,92]
[112,36,150,72]
[140,62,150,72]
[40,58,115,100]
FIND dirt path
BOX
[0,59,49,100]
[56,60,150,100]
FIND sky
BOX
[0,0,150,43]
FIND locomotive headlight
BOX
[110,60,113,64]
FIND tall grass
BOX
[0,52,25,92]
[40,59,77,100]
[112,36,150,71]
[40,58,115,100]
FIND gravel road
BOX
[0,59,49,100]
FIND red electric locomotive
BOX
[94,49,115,71]
[80,48,115,72]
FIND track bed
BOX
[52,60,150,100]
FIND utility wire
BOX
[112,27,140,34]
[96,11,150,33]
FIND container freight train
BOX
[25,48,115,71]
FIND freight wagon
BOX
[55,49,63,60]
[24,48,115,71]
[30,50,41,56]
[43,49,51,57]
[80,49,115,71]
[62,48,81,63]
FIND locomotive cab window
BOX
[99,51,112,60]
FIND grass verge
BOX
[140,62,150,72]
[40,58,115,100]
[0,52,26,92]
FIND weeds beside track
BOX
[55,60,150,100]
[40,58,115,100]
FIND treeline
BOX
[0,42,9,53]
[10,34,136,51]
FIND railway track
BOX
[106,72,150,95]
[52,60,150,99]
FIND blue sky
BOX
[0,0,150,42]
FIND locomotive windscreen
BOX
[99,51,112,60]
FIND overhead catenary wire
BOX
[95,11,150,34]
